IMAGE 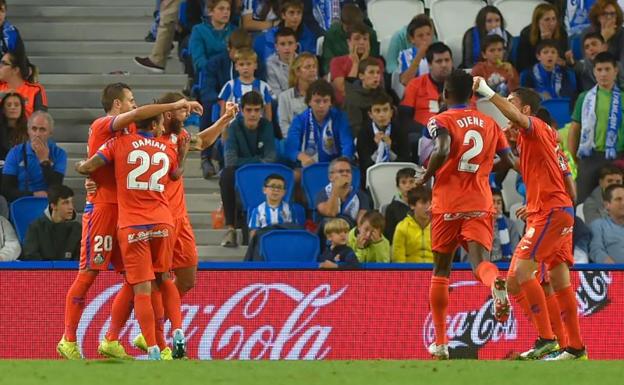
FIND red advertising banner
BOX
[0,270,621,359]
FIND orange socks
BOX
[151,290,167,350]
[64,272,96,342]
[160,279,182,330]
[105,282,134,342]
[546,293,568,348]
[521,278,555,340]
[134,293,156,348]
[430,276,449,345]
[556,286,584,350]
[475,261,499,288]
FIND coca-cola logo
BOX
[77,283,348,360]
[577,270,611,316]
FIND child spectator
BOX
[285,79,354,165]
[248,174,295,237]
[190,0,235,76]
[384,167,416,242]
[461,5,513,69]
[21,185,81,261]
[398,14,434,86]
[347,210,390,263]
[583,165,623,224]
[329,22,384,106]
[0,92,28,161]
[0,214,19,261]
[218,48,274,121]
[318,217,360,268]
[320,3,379,75]
[278,53,318,137]
[392,186,433,263]
[520,39,577,100]
[242,0,280,32]
[357,93,409,184]
[491,189,521,262]
[343,57,386,137]
[0,0,25,59]
[471,35,519,97]
[0,52,47,118]
[266,27,298,99]
[572,32,624,91]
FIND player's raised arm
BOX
[472,77,531,130]
[190,102,239,151]
[112,99,203,132]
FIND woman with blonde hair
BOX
[277,52,318,138]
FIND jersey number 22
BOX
[127,150,170,192]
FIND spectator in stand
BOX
[571,32,624,91]
[0,1,25,59]
[318,217,360,269]
[490,189,521,262]
[0,213,19,261]
[461,5,513,69]
[266,27,298,99]
[583,165,623,224]
[278,52,318,137]
[573,215,592,263]
[583,0,624,63]
[590,183,624,263]
[343,57,385,138]
[0,92,28,161]
[385,13,437,75]
[321,4,379,75]
[471,35,519,97]
[242,0,280,32]
[516,3,569,73]
[220,91,276,247]
[568,52,624,202]
[383,167,416,243]
[347,210,390,263]
[189,0,235,77]
[357,92,409,186]
[329,22,383,106]
[392,185,433,263]
[520,39,577,100]
[285,79,354,166]
[2,111,66,202]
[21,184,81,261]
[316,156,370,228]
[304,0,369,37]
[253,0,316,63]
[398,14,434,86]
[0,52,47,118]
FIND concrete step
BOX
[12,6,153,18]
[194,228,244,246]
[28,41,161,56]
[198,246,246,262]
[47,88,179,108]
[40,74,187,87]
[48,108,103,122]
[19,0,154,5]
[71,190,221,213]
[30,55,184,75]
[20,23,150,41]
[65,156,211,179]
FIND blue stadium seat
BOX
[301,163,361,208]
[541,98,572,128]
[235,163,295,211]
[9,197,48,243]
[259,230,320,262]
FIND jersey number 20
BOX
[127,150,170,192]
[458,130,483,173]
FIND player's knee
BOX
[177,276,195,294]
[133,281,151,295]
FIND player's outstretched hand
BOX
[84,178,97,194]
[186,100,203,115]
[170,166,184,181]
[223,102,239,119]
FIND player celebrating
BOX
[473,78,586,360]
[416,70,514,360]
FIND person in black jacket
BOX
[383,167,416,243]
[21,184,81,261]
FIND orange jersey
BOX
[97,132,177,229]
[427,107,510,214]
[0,81,47,117]
[161,130,189,219]
[517,117,573,213]
[86,116,136,204]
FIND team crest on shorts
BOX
[93,253,105,265]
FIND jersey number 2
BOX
[127,150,170,192]
[458,130,483,173]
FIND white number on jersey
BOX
[126,150,170,192]
[458,130,484,173]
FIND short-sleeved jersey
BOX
[161,130,189,219]
[517,116,573,213]
[97,132,176,229]
[427,107,510,214]
[86,116,136,204]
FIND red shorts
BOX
[79,203,123,271]
[431,212,493,254]
[171,215,198,270]
[510,207,574,282]
[118,223,174,285]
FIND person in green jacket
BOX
[348,210,390,263]
[21,184,81,261]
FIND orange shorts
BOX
[118,223,174,285]
[172,215,198,270]
[79,203,123,271]
[431,212,493,254]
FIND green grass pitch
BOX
[1,360,623,385]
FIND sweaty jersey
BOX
[517,116,573,213]
[161,130,189,219]
[427,107,510,214]
[86,116,136,204]
[97,131,176,229]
